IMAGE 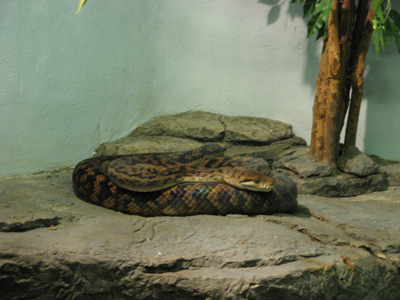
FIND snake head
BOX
[239,177,275,192]
[223,168,275,192]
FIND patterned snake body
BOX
[72,144,298,216]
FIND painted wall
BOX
[0,1,156,177]
[1,1,399,178]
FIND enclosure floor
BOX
[1,170,400,299]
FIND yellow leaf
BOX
[76,0,88,15]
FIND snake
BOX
[72,144,298,216]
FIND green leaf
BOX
[372,0,383,15]
[383,19,393,48]
[379,26,385,49]
[389,10,400,28]
[291,0,305,3]
[76,0,88,15]
[375,4,385,24]
[315,0,333,14]
[319,2,331,22]
[303,0,316,18]
[307,12,325,38]
[374,29,381,56]
[316,24,326,40]
[388,17,400,53]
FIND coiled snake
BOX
[72,144,297,216]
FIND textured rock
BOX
[224,136,306,161]
[95,135,206,156]
[380,163,400,186]
[131,111,225,141]
[276,156,333,178]
[338,146,379,177]
[221,115,293,143]
[274,147,333,178]
[289,172,388,197]
[271,146,387,196]
[130,111,293,144]
[1,171,400,299]
[342,154,379,177]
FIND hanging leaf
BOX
[303,0,316,18]
[314,0,333,14]
[316,24,327,40]
[373,28,382,56]
[372,0,384,17]
[389,10,400,28]
[307,12,325,38]
[387,16,400,53]
[76,0,88,15]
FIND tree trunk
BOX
[343,4,374,153]
[323,0,341,167]
[310,39,328,158]
[309,0,374,166]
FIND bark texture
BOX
[309,0,374,167]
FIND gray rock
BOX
[275,150,333,178]
[224,136,306,161]
[338,146,379,177]
[221,115,293,143]
[291,172,388,197]
[130,111,293,144]
[95,135,206,156]
[380,163,400,186]
[1,170,400,299]
[131,111,225,141]
[342,154,379,177]
[275,145,310,160]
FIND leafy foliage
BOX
[373,2,400,54]
[291,0,400,55]
[291,0,332,39]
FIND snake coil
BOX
[72,144,298,216]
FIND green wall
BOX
[1,1,157,177]
[1,1,399,178]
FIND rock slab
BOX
[130,110,293,144]
[1,171,400,299]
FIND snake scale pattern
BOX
[72,144,298,216]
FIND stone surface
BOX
[272,147,387,196]
[288,172,389,197]
[131,111,225,141]
[95,135,207,156]
[1,171,399,299]
[275,155,333,178]
[220,114,293,143]
[342,154,379,177]
[380,163,400,186]
[224,136,307,161]
[130,111,293,144]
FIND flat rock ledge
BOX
[1,170,399,299]
[96,111,400,196]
